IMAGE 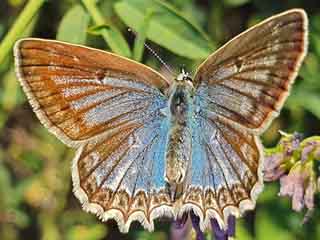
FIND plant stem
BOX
[81,0,131,57]
[0,0,45,64]
[82,0,106,26]
[133,9,154,62]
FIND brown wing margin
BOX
[14,38,170,147]
[193,9,308,134]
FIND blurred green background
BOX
[0,0,320,239]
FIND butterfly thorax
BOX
[165,75,194,201]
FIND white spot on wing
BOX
[73,56,80,62]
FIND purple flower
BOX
[280,131,302,155]
[210,215,235,240]
[210,218,227,240]
[279,163,316,212]
[291,133,303,150]
[264,152,286,181]
[227,215,236,237]
[173,212,188,229]
[190,211,205,240]
[170,213,190,240]
[305,175,316,210]
[264,133,320,218]
[170,211,236,240]
[301,141,318,162]
[263,132,303,182]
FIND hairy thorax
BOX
[165,79,194,200]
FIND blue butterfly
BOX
[14,9,307,233]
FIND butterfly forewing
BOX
[14,39,169,147]
[194,9,307,133]
[14,39,173,231]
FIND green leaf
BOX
[56,4,89,44]
[310,33,320,58]
[9,209,30,228]
[87,23,131,57]
[20,150,44,173]
[256,209,294,240]
[1,66,23,112]
[257,183,279,203]
[311,14,320,33]
[82,0,131,57]
[0,0,44,64]
[135,231,166,240]
[224,0,251,7]
[133,9,154,61]
[0,24,4,39]
[236,220,253,240]
[87,24,111,36]
[66,224,107,240]
[0,161,12,207]
[286,90,320,120]
[114,0,214,60]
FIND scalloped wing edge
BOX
[71,135,264,232]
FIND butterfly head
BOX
[176,66,192,83]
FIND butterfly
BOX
[14,9,307,233]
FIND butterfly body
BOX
[14,9,308,233]
[165,72,194,200]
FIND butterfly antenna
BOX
[143,42,175,75]
[189,62,198,76]
[128,28,175,76]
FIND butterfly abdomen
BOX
[165,82,193,200]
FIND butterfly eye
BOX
[184,76,193,82]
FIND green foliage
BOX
[82,0,131,57]
[235,220,252,240]
[256,209,294,240]
[56,4,90,44]
[66,224,107,240]
[132,9,154,61]
[0,0,320,239]
[223,0,251,7]
[114,0,214,59]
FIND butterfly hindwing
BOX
[181,114,262,228]
[73,110,172,232]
